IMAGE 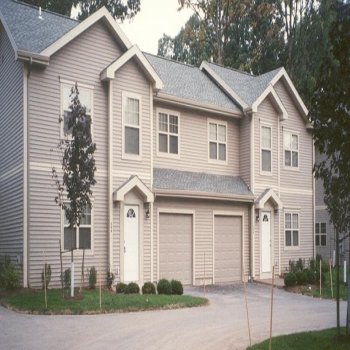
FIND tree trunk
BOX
[336,228,340,337]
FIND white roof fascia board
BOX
[101,45,163,90]
[255,188,283,209]
[250,85,288,121]
[40,7,131,57]
[200,61,248,110]
[154,93,242,119]
[270,67,309,118]
[114,176,154,203]
[154,189,254,202]
[17,50,50,65]
[0,11,19,59]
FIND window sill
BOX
[260,171,273,177]
[122,154,142,162]
[157,152,180,159]
[283,166,300,172]
[208,158,228,165]
[284,245,300,251]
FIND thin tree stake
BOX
[330,260,333,299]
[43,251,48,309]
[320,259,322,299]
[204,251,206,294]
[99,263,102,310]
[59,239,64,297]
[269,265,275,350]
[243,265,252,348]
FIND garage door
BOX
[159,213,193,285]
[214,215,242,283]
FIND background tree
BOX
[52,84,96,297]
[311,1,350,336]
[22,0,140,20]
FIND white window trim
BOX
[122,91,142,160]
[61,202,95,256]
[207,118,228,164]
[315,222,327,247]
[260,124,272,176]
[60,80,94,140]
[284,210,300,250]
[156,107,180,159]
[283,130,300,171]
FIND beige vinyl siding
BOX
[154,197,250,285]
[27,21,122,287]
[239,115,251,187]
[280,192,313,272]
[0,24,24,269]
[275,80,313,191]
[254,97,279,188]
[315,148,326,206]
[153,102,240,176]
[113,59,152,188]
[315,209,334,262]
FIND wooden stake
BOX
[269,265,275,350]
[330,260,333,299]
[204,251,206,294]
[243,265,252,348]
[43,251,48,309]
[99,263,102,310]
[320,259,322,299]
[59,239,64,297]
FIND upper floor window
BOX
[285,212,299,247]
[284,132,299,168]
[64,205,92,251]
[123,92,141,157]
[315,222,327,246]
[158,110,179,155]
[62,83,92,136]
[261,125,272,173]
[209,121,227,161]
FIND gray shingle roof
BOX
[153,168,253,197]
[144,53,241,113]
[207,63,283,106]
[0,0,78,53]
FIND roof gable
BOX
[101,45,163,90]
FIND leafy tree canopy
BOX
[22,0,140,21]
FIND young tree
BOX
[52,84,96,297]
[311,1,350,336]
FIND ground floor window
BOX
[64,205,92,250]
[315,222,327,246]
[285,212,299,247]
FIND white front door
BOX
[124,205,139,282]
[261,212,271,273]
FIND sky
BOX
[119,0,193,54]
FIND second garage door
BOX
[214,215,242,283]
[159,213,193,285]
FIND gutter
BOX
[17,50,49,66]
[154,93,242,119]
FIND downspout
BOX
[250,112,255,279]
[108,80,113,275]
[150,85,154,282]
[278,115,281,275]
[23,58,32,287]
[312,137,315,258]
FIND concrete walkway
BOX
[0,283,346,350]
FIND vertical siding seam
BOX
[23,65,28,287]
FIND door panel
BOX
[261,212,271,273]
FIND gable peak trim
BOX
[255,188,283,210]
[113,176,154,203]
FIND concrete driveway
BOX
[0,283,346,350]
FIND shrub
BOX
[289,260,297,273]
[295,258,304,272]
[320,260,330,273]
[315,270,327,286]
[116,282,127,294]
[316,254,322,262]
[296,270,308,285]
[157,278,172,295]
[284,272,297,287]
[125,282,140,294]
[305,269,316,284]
[63,268,71,289]
[89,267,97,289]
[171,280,183,295]
[41,263,51,289]
[309,258,317,272]
[142,282,156,294]
[106,270,115,290]
[0,257,20,290]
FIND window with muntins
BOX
[209,122,226,161]
[261,126,272,172]
[123,95,140,155]
[285,212,299,247]
[315,222,327,246]
[64,205,92,250]
[284,133,299,167]
[62,84,92,136]
[158,112,179,155]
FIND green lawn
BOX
[248,328,350,350]
[1,289,208,314]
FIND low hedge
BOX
[125,282,140,294]
[157,279,172,295]
[170,280,183,295]
[142,282,156,294]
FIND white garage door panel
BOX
[159,213,192,285]
[215,215,242,283]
